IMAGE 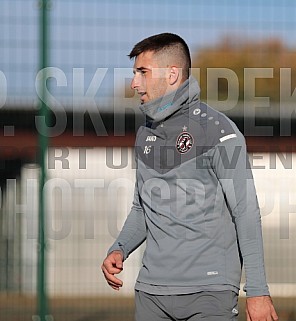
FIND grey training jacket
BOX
[108,76,270,297]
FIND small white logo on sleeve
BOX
[207,271,219,276]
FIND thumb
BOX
[246,307,251,321]
[114,252,123,269]
[271,306,278,321]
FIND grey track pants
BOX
[135,290,239,321]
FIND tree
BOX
[192,37,296,102]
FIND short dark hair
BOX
[128,33,191,79]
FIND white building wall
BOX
[19,148,296,296]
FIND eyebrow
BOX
[133,67,151,74]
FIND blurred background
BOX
[0,0,295,320]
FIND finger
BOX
[114,253,123,269]
[107,278,123,287]
[107,251,123,269]
[102,266,123,286]
[104,265,122,275]
[108,280,122,289]
[105,274,123,288]
[246,308,251,321]
[110,284,120,291]
[102,270,123,287]
[108,281,122,291]
[271,306,279,321]
[102,260,123,274]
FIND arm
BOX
[101,182,147,290]
[212,131,278,320]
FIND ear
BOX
[168,66,181,85]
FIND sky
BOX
[0,0,295,110]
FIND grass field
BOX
[0,295,295,321]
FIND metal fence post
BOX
[37,0,50,320]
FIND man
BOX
[102,33,278,321]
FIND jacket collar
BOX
[139,76,200,122]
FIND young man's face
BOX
[131,51,169,104]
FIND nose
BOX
[131,74,139,90]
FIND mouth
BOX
[138,92,147,102]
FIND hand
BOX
[101,250,124,291]
[246,296,278,321]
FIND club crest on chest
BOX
[176,131,194,154]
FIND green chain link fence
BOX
[0,1,296,321]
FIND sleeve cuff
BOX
[107,242,128,261]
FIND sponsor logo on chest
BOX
[146,135,157,142]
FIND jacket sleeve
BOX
[212,129,270,297]
[107,181,147,261]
